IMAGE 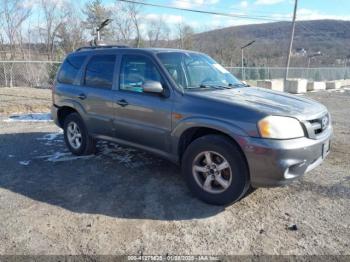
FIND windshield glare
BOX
[157,52,243,90]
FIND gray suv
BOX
[51,46,332,205]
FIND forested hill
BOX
[192,20,350,67]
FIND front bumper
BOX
[240,126,333,187]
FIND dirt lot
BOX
[0,87,51,115]
[0,88,349,256]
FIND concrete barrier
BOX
[307,81,326,91]
[257,79,284,92]
[285,79,307,94]
[341,79,350,87]
[326,81,342,90]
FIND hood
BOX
[189,87,327,120]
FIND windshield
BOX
[157,52,243,90]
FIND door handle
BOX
[117,99,129,107]
[77,93,86,100]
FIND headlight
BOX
[258,116,304,139]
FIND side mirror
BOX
[142,80,164,94]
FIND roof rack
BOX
[75,45,130,52]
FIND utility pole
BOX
[284,0,298,82]
[241,49,244,80]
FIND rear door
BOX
[79,54,118,137]
[113,53,173,153]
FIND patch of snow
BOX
[34,134,157,168]
[37,131,63,144]
[19,160,30,166]
[4,113,52,122]
[37,131,62,141]
[35,151,93,162]
[96,142,155,168]
[36,131,63,145]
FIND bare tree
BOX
[1,0,31,60]
[57,8,86,55]
[177,23,194,50]
[146,17,170,47]
[127,2,142,47]
[39,0,69,61]
[57,19,85,54]
[0,0,31,86]
[112,4,134,44]
[113,1,143,47]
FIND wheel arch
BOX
[56,100,87,127]
[57,106,77,127]
[176,126,250,180]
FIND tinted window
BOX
[120,55,161,92]
[57,55,86,84]
[84,55,116,89]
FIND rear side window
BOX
[57,55,86,85]
[84,55,116,89]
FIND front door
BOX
[113,54,173,153]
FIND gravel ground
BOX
[0,89,349,256]
[0,87,51,114]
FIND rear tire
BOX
[182,135,250,205]
[63,113,96,155]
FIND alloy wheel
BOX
[192,151,232,194]
[67,121,82,150]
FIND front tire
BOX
[63,113,96,155]
[182,135,250,205]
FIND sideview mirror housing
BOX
[142,80,164,94]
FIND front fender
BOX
[171,116,251,158]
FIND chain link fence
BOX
[227,67,350,81]
[0,61,349,88]
[0,61,61,88]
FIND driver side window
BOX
[119,54,162,93]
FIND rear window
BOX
[57,55,86,85]
[84,55,116,89]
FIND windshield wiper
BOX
[198,84,232,89]
[228,83,247,87]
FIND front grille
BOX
[304,113,330,138]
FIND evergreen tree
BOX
[83,0,112,41]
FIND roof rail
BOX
[75,45,130,52]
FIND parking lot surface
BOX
[0,89,349,255]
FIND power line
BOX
[284,0,298,81]
[172,0,293,17]
[117,0,289,22]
